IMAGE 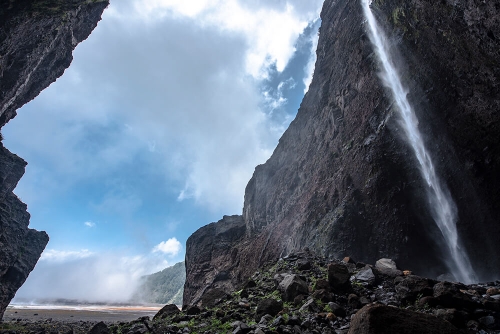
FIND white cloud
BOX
[15,251,170,303]
[115,0,321,78]
[41,249,94,262]
[303,19,320,93]
[84,221,95,228]
[5,0,323,215]
[153,238,182,256]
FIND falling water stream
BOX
[361,0,475,283]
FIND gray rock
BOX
[271,316,284,327]
[297,259,312,271]
[478,315,495,328]
[354,266,376,285]
[299,299,317,313]
[375,259,397,271]
[278,274,309,302]
[255,299,283,322]
[258,314,273,326]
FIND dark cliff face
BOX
[184,0,500,305]
[0,0,108,319]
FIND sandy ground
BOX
[3,305,162,323]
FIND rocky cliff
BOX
[184,0,500,306]
[0,0,108,319]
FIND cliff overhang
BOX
[0,0,109,319]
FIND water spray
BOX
[361,0,476,283]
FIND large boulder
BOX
[153,304,180,321]
[327,263,351,291]
[255,299,283,322]
[278,274,309,302]
[348,304,459,334]
[433,281,479,310]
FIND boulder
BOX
[348,294,361,309]
[296,259,312,271]
[153,304,180,320]
[375,258,397,270]
[354,266,377,285]
[348,304,459,334]
[433,281,478,310]
[278,274,309,302]
[185,305,201,315]
[200,288,229,307]
[314,278,330,291]
[327,302,346,317]
[255,299,283,321]
[89,322,110,334]
[311,289,334,303]
[434,308,467,328]
[395,275,436,303]
[478,315,496,329]
[327,263,351,291]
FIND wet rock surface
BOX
[0,0,109,320]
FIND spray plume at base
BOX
[361,0,476,283]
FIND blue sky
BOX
[4,0,323,302]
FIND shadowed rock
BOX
[348,304,459,334]
[153,304,180,321]
[255,299,283,322]
[327,263,351,292]
[0,0,108,319]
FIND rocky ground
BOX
[1,250,499,333]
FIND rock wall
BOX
[184,0,500,305]
[0,0,109,319]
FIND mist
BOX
[13,250,172,304]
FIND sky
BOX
[4,0,323,303]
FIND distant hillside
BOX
[133,262,185,305]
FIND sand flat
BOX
[4,305,162,322]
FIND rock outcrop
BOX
[184,215,246,306]
[184,0,500,305]
[2,252,499,333]
[0,0,108,319]
[126,253,500,333]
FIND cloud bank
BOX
[14,248,173,303]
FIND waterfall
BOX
[361,0,475,283]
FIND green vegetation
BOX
[132,261,185,305]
